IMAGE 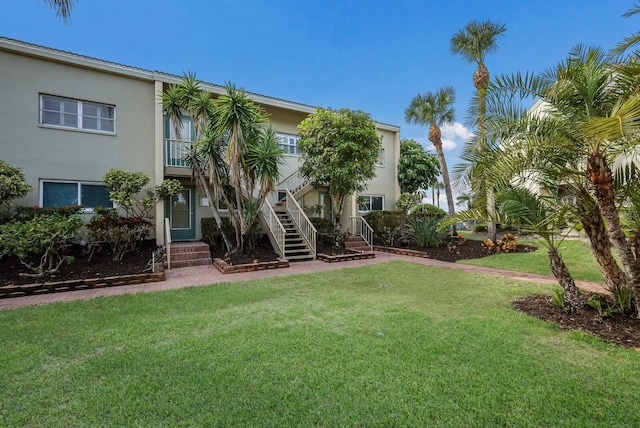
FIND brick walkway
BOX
[0,251,607,310]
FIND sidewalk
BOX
[0,251,607,310]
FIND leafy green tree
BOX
[405,87,457,235]
[395,193,422,214]
[397,139,440,195]
[451,20,506,241]
[298,108,380,229]
[0,160,33,206]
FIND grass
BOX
[459,233,605,283]
[2,261,640,426]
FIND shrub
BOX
[410,203,447,219]
[497,233,518,252]
[0,160,33,206]
[86,208,153,261]
[395,193,422,214]
[12,205,83,221]
[201,217,234,250]
[310,217,334,235]
[474,223,488,233]
[364,211,408,247]
[407,216,448,248]
[0,212,83,276]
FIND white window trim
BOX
[277,132,301,155]
[39,179,114,212]
[358,195,385,213]
[39,94,116,135]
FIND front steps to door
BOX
[163,242,212,269]
[344,236,372,252]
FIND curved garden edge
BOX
[373,245,431,258]
[316,251,375,263]
[0,263,165,299]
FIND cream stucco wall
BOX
[0,50,156,208]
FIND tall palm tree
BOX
[450,20,506,241]
[44,0,75,22]
[405,86,457,235]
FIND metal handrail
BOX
[285,189,317,258]
[165,139,192,167]
[260,200,286,258]
[164,217,172,270]
[276,170,307,194]
[350,216,374,251]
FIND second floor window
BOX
[277,133,300,155]
[40,94,115,133]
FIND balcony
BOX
[165,139,191,168]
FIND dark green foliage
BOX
[86,207,153,261]
[397,139,440,194]
[12,205,83,220]
[410,204,447,218]
[474,223,488,233]
[310,217,334,235]
[201,217,235,250]
[364,211,409,246]
[0,211,83,276]
[407,216,448,248]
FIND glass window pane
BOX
[81,184,112,208]
[372,196,383,211]
[171,190,191,229]
[42,182,78,207]
[83,116,98,130]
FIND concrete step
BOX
[286,254,315,261]
[167,257,213,268]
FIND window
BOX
[277,133,300,155]
[40,95,115,133]
[40,180,113,210]
[377,148,385,166]
[358,195,384,212]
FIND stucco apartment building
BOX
[0,36,400,249]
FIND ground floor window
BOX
[358,195,384,212]
[40,180,113,210]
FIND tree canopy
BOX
[397,139,440,195]
[297,108,380,225]
[0,160,33,206]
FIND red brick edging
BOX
[317,251,375,263]
[0,264,165,299]
[373,245,430,258]
[213,258,289,274]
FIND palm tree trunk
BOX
[577,194,628,293]
[548,247,583,312]
[436,187,440,208]
[588,152,640,315]
[432,187,435,206]
[433,138,457,236]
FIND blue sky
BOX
[2,0,639,200]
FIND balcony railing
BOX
[165,139,192,167]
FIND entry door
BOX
[320,193,333,222]
[167,186,196,240]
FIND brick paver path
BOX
[0,251,607,310]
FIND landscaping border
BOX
[213,258,289,274]
[373,245,429,258]
[317,251,375,263]
[0,263,165,299]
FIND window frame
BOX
[277,132,301,155]
[39,94,116,135]
[358,195,384,213]
[376,148,385,166]
[39,179,114,212]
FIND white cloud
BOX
[408,122,474,152]
[441,122,475,141]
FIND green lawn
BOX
[459,236,605,283]
[2,261,639,426]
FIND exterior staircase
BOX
[344,235,372,252]
[163,241,212,269]
[273,202,315,261]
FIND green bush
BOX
[0,212,83,276]
[201,217,234,250]
[408,216,448,248]
[310,217,334,235]
[12,205,83,221]
[395,193,422,214]
[364,211,409,247]
[474,223,488,233]
[86,208,153,261]
[410,203,447,218]
[0,160,33,206]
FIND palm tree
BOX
[405,86,457,235]
[44,0,75,22]
[482,45,640,314]
[450,20,506,241]
[435,182,445,208]
[161,74,235,254]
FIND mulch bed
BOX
[0,240,158,287]
[514,294,640,349]
[212,235,281,266]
